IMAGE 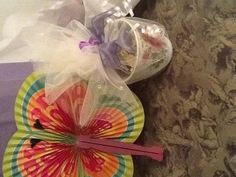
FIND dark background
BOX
[132,0,236,177]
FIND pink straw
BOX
[78,135,164,161]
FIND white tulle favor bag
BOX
[1,2,167,177]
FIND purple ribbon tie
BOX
[79,9,135,71]
[79,37,100,49]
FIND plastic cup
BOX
[102,17,173,84]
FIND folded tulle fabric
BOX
[0,20,100,103]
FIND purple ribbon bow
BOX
[79,9,135,71]
[79,37,100,49]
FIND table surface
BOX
[0,62,33,177]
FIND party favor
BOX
[101,17,173,83]
[2,72,163,177]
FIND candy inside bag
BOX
[101,17,173,84]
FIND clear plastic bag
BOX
[1,0,85,40]
[83,0,140,27]
[101,17,173,83]
[0,0,85,64]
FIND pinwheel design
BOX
[3,73,163,177]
